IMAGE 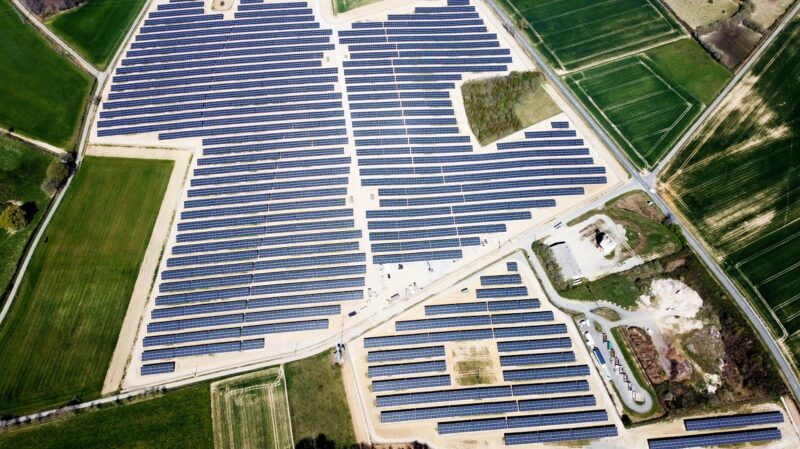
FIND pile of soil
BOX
[24,0,83,17]
[626,326,669,385]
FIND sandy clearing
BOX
[96,144,194,395]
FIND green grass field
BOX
[644,38,731,105]
[47,0,146,69]
[0,157,172,417]
[211,367,293,449]
[0,385,214,448]
[285,350,356,447]
[0,138,56,304]
[660,18,800,341]
[566,54,704,170]
[499,0,682,71]
[0,1,93,149]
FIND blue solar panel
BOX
[504,365,590,381]
[141,362,176,375]
[505,425,618,445]
[371,375,451,392]
[684,411,784,431]
[367,346,446,363]
[500,352,576,367]
[438,410,609,435]
[648,428,781,449]
[497,338,572,353]
[368,361,447,378]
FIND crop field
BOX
[499,0,682,71]
[0,137,56,304]
[0,157,172,416]
[0,0,93,149]
[660,19,800,341]
[0,385,213,448]
[285,350,356,447]
[566,55,703,170]
[211,367,293,449]
[48,0,146,69]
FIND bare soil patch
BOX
[453,345,496,386]
[700,23,763,68]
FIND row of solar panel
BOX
[504,425,618,445]
[142,338,264,361]
[141,362,176,375]
[339,33,497,45]
[167,240,357,269]
[364,166,606,188]
[183,188,346,210]
[438,409,608,434]
[202,136,349,158]
[364,324,566,348]
[155,276,365,306]
[368,346,446,363]
[199,126,347,147]
[139,15,319,36]
[359,148,589,167]
[152,290,362,319]
[355,136,469,148]
[497,139,585,150]
[368,223,506,242]
[350,49,508,61]
[361,160,594,177]
[130,28,333,52]
[176,218,352,242]
[480,274,522,285]
[425,299,540,316]
[357,144,470,157]
[371,236,479,253]
[381,394,595,423]
[147,304,341,333]
[367,201,549,219]
[377,176,605,198]
[339,26,488,38]
[648,428,781,449]
[348,20,485,30]
[395,312,554,331]
[684,411,784,431]
[376,188,586,208]
[123,42,331,68]
[373,250,462,264]
[344,64,506,77]
[375,380,589,407]
[367,211,532,231]
[349,90,449,102]
[500,352,576,367]
[372,375,451,392]
[498,338,572,353]
[368,360,447,378]
[503,365,591,382]
[172,230,361,256]
[347,40,497,52]
[162,252,364,279]
[344,57,510,69]
[351,117,458,128]
[143,318,329,348]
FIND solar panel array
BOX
[683,411,784,431]
[648,428,782,449]
[338,1,608,265]
[360,257,615,444]
[100,0,368,374]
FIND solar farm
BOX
[348,255,620,446]
[86,0,627,389]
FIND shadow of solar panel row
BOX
[159,264,365,293]
[155,277,365,306]
[504,365,591,382]
[142,338,265,361]
[187,177,347,198]
[368,346,446,363]
[425,299,539,316]
[131,28,333,51]
[369,224,507,241]
[167,241,357,268]
[140,15,318,36]
[500,352,576,367]
[152,290,362,319]
[104,84,335,110]
[439,409,609,435]
[373,250,462,264]
[371,237,479,253]
[684,411,784,431]
[364,324,568,348]
[347,40,496,52]
[497,337,572,353]
[377,177,605,198]
[143,318,329,347]
[148,304,341,333]
[376,380,589,408]
[648,428,782,449]
[172,230,361,255]
[372,375,451,392]
[505,424,618,445]
[141,362,176,375]
[368,360,447,378]
[367,211,531,230]
[396,312,553,331]
[480,274,522,286]
[162,252,365,279]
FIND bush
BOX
[45,159,70,192]
[0,204,28,232]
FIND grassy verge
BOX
[0,385,213,448]
[462,71,559,145]
[0,138,56,304]
[285,350,356,447]
[47,0,146,69]
[333,0,381,14]
[610,327,664,421]
[0,1,93,149]
[0,157,172,417]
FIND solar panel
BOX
[505,424,618,445]
[684,411,784,431]
[648,428,782,449]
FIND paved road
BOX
[651,0,800,178]
[484,0,800,403]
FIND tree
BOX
[45,159,70,192]
[0,204,28,232]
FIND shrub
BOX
[45,159,70,192]
[0,204,28,232]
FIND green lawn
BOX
[0,0,93,149]
[645,38,731,105]
[0,385,214,448]
[285,350,357,447]
[0,137,56,304]
[47,0,146,69]
[0,157,172,417]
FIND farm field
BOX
[0,0,93,149]
[48,0,146,69]
[285,350,356,447]
[498,0,683,71]
[660,18,800,343]
[0,157,172,416]
[0,385,214,448]
[565,39,729,170]
[0,137,56,305]
[211,367,293,449]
